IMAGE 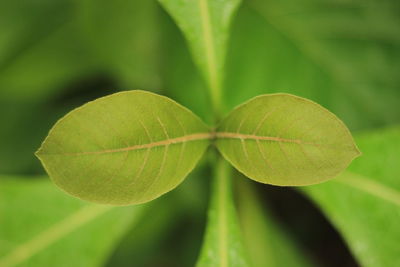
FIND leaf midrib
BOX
[38,130,357,156]
[37,133,213,156]
[334,172,400,207]
[216,132,318,146]
[198,0,222,109]
[216,132,359,153]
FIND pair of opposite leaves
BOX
[36,91,360,205]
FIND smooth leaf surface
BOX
[36,90,211,205]
[237,178,313,267]
[216,93,360,186]
[158,0,241,109]
[0,177,142,267]
[303,127,400,267]
[197,158,249,267]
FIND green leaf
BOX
[225,1,400,130]
[196,158,249,267]
[158,0,242,111]
[36,90,211,205]
[0,0,71,66]
[78,0,162,90]
[216,93,360,186]
[0,7,96,102]
[0,176,143,267]
[0,101,64,174]
[106,195,182,267]
[303,126,400,267]
[237,178,313,267]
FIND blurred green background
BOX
[1,0,399,266]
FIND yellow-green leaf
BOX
[215,93,360,186]
[36,90,211,205]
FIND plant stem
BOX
[197,154,233,267]
[215,157,230,267]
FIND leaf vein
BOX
[38,133,212,156]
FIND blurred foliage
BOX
[237,178,314,267]
[225,0,400,130]
[305,126,400,267]
[0,0,399,266]
[107,166,210,267]
[0,177,141,267]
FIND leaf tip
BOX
[34,148,42,159]
[351,139,362,158]
[356,147,362,157]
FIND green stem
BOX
[215,157,230,267]
[197,155,233,267]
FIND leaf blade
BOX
[216,93,360,186]
[36,90,211,205]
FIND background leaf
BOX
[303,126,400,267]
[237,178,314,267]
[37,90,211,205]
[216,93,360,186]
[0,176,143,267]
[196,158,249,267]
[106,166,209,267]
[158,0,241,111]
[78,0,162,90]
[225,1,400,130]
[0,0,70,70]
[159,11,212,123]
[0,5,96,102]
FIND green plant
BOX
[34,0,360,265]
[1,0,399,266]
